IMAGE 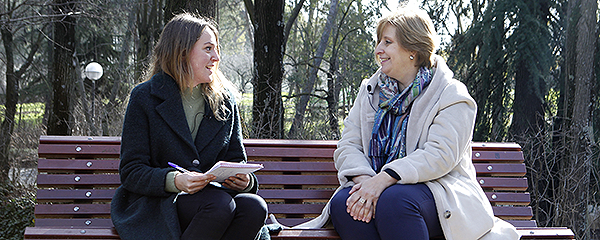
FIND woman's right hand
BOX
[174,172,216,194]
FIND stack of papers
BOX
[205,161,264,182]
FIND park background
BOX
[0,0,599,239]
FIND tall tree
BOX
[288,0,339,138]
[243,0,305,139]
[47,0,77,135]
[244,0,285,138]
[0,12,43,183]
[508,0,552,138]
[556,0,597,237]
[134,0,163,83]
[448,0,511,142]
[325,0,356,139]
[501,0,558,230]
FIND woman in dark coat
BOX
[111,13,267,240]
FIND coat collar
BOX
[149,72,227,155]
[406,55,453,152]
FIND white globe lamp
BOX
[85,62,103,81]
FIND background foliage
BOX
[1,0,599,239]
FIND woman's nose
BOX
[211,52,220,62]
[375,42,384,55]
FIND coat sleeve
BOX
[382,82,477,184]
[334,79,377,186]
[119,84,172,197]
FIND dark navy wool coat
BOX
[111,72,257,240]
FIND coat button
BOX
[444,210,451,219]
[192,159,200,166]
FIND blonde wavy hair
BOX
[376,5,438,68]
[145,13,235,121]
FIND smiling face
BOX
[375,24,418,88]
[188,28,220,87]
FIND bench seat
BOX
[24,136,574,239]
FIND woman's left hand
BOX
[223,173,250,191]
[346,172,397,223]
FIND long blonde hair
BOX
[145,13,234,121]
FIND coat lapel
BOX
[151,73,197,152]
[406,56,450,152]
[194,98,230,153]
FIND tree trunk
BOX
[165,0,217,22]
[0,26,17,184]
[249,0,285,139]
[326,56,341,139]
[288,0,338,138]
[510,63,546,136]
[47,0,77,135]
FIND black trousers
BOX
[176,186,268,240]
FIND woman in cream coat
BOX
[294,6,520,240]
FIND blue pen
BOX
[168,162,191,173]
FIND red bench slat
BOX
[473,163,526,176]
[246,147,335,159]
[471,151,524,163]
[36,189,116,202]
[38,144,120,158]
[256,175,338,185]
[492,206,534,219]
[37,174,120,186]
[258,189,335,200]
[35,204,111,216]
[38,159,120,172]
[251,161,337,172]
[22,227,119,239]
[33,218,114,228]
[477,177,528,191]
[268,204,326,215]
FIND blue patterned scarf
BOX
[369,67,432,172]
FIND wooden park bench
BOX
[24,135,574,239]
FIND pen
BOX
[168,162,191,173]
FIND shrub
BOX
[0,183,35,240]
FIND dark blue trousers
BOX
[176,187,267,240]
[330,183,443,240]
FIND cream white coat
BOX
[294,56,519,240]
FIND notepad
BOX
[205,161,264,182]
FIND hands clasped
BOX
[346,173,398,223]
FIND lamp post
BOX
[84,62,103,135]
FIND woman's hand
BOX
[174,171,216,194]
[346,173,397,223]
[222,173,250,191]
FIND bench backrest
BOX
[35,136,535,229]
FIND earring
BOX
[409,55,414,60]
